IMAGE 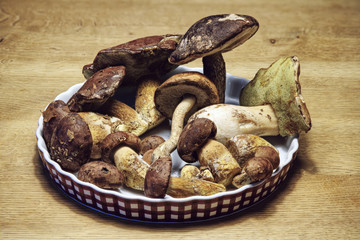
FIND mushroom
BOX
[144,156,172,198]
[189,56,312,144]
[151,72,219,161]
[47,105,127,172]
[180,165,215,182]
[101,131,225,197]
[169,14,259,102]
[139,135,165,155]
[77,161,124,189]
[50,112,93,172]
[177,118,241,187]
[42,100,70,149]
[100,131,147,191]
[232,157,274,188]
[82,35,182,85]
[139,135,165,165]
[225,134,280,169]
[67,66,126,112]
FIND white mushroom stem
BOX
[152,95,196,161]
[113,146,150,191]
[189,104,280,144]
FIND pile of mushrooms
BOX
[42,14,312,199]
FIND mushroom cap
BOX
[139,135,165,155]
[177,118,217,163]
[83,35,182,85]
[100,131,141,164]
[42,100,70,148]
[240,56,312,136]
[254,146,280,170]
[50,112,93,172]
[77,161,124,189]
[68,66,126,112]
[144,156,172,198]
[244,157,273,181]
[154,72,219,119]
[169,14,259,65]
[225,134,278,168]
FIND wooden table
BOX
[1,0,359,239]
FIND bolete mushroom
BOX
[42,100,71,149]
[139,135,165,165]
[177,118,241,187]
[144,156,172,198]
[189,56,312,144]
[225,134,280,169]
[77,161,124,189]
[47,102,127,172]
[50,112,93,172]
[232,157,274,188]
[169,14,259,103]
[67,66,126,112]
[82,35,182,85]
[180,165,215,182]
[100,131,147,191]
[151,72,219,161]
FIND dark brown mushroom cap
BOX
[254,146,280,170]
[154,72,219,119]
[68,66,126,112]
[42,100,70,148]
[169,14,259,65]
[83,35,182,85]
[139,135,165,155]
[144,156,172,198]
[244,157,273,182]
[100,131,141,164]
[177,118,217,163]
[77,161,124,189]
[50,113,93,172]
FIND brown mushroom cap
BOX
[254,146,280,170]
[68,66,126,112]
[244,157,273,182]
[50,113,93,172]
[177,118,217,163]
[144,156,172,198]
[83,35,182,85]
[169,14,259,65]
[154,72,219,120]
[100,131,141,164]
[42,100,70,148]
[77,161,124,189]
[139,135,165,155]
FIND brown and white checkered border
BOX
[38,149,296,223]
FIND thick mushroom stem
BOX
[113,146,150,191]
[189,104,280,144]
[197,139,242,187]
[203,53,226,103]
[152,95,196,161]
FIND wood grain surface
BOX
[0,0,359,239]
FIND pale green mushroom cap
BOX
[240,56,312,136]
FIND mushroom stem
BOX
[152,95,196,161]
[203,52,226,103]
[113,145,150,191]
[189,104,280,144]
